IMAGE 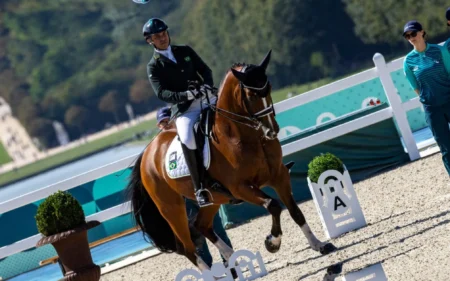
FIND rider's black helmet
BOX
[143,18,168,38]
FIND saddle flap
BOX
[165,136,211,179]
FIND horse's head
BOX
[229,50,279,140]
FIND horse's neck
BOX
[213,78,259,143]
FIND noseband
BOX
[208,66,277,140]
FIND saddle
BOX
[165,107,241,204]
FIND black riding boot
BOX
[181,143,213,207]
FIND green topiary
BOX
[35,190,86,236]
[307,153,344,183]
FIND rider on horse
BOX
[144,18,216,207]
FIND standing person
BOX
[156,106,175,130]
[403,20,450,175]
[143,18,217,207]
[156,106,234,267]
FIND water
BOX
[0,144,146,203]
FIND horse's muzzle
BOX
[262,126,278,140]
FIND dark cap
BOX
[403,20,423,36]
[156,107,171,124]
[446,7,450,26]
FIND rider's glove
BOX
[200,84,214,96]
[186,89,201,100]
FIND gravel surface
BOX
[101,152,450,281]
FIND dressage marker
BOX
[175,249,268,281]
[342,263,388,281]
[307,167,367,239]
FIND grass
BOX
[0,142,12,165]
[0,119,157,187]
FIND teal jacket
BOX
[403,43,450,106]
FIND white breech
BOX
[175,95,217,150]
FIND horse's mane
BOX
[216,62,254,98]
[231,62,247,69]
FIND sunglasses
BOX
[404,31,418,40]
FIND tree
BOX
[64,105,91,135]
[343,0,449,45]
[98,90,125,123]
[129,79,153,103]
[27,118,57,148]
[41,95,65,121]
[16,96,40,125]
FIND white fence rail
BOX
[0,48,429,262]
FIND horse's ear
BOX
[231,68,246,82]
[259,50,272,70]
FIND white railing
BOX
[0,49,429,262]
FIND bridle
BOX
[207,66,278,140]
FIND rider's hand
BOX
[188,80,201,90]
[186,89,201,100]
[200,84,214,96]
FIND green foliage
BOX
[35,190,85,236]
[27,118,58,148]
[343,0,449,45]
[64,105,91,134]
[98,90,125,123]
[307,153,344,183]
[1,0,448,148]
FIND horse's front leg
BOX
[270,165,337,255]
[232,184,284,253]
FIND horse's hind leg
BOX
[152,191,211,271]
[271,166,337,255]
[194,205,234,263]
[194,205,240,279]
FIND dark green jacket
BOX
[147,45,214,115]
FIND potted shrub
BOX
[307,152,344,184]
[307,153,366,239]
[35,190,101,281]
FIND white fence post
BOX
[373,53,420,161]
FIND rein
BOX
[205,71,277,138]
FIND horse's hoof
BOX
[322,263,343,280]
[320,242,337,255]
[326,262,343,275]
[264,234,281,253]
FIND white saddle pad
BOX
[165,136,211,179]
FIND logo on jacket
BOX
[184,56,191,62]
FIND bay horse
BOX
[126,50,336,273]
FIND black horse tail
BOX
[125,153,177,253]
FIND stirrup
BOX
[195,188,213,207]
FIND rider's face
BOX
[148,30,169,50]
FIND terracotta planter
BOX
[36,221,101,281]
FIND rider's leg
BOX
[176,101,212,207]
